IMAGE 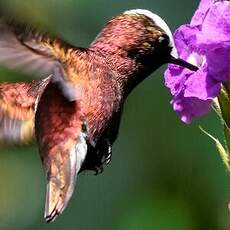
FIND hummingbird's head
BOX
[90,9,197,75]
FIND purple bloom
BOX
[164,0,230,123]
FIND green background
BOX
[0,0,229,229]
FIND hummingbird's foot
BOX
[79,138,112,174]
[101,139,112,165]
[93,139,112,175]
[94,165,104,175]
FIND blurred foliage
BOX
[0,0,229,230]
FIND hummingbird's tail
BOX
[35,81,88,222]
[44,134,87,222]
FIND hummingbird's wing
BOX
[0,77,50,144]
[0,18,69,78]
[35,81,88,222]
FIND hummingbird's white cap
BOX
[124,9,178,59]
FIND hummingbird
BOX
[0,9,197,222]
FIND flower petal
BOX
[207,46,230,82]
[174,25,198,59]
[171,93,212,124]
[184,64,221,100]
[164,25,200,96]
[164,0,230,124]
[196,1,230,46]
[191,0,213,26]
[164,65,191,96]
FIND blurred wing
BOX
[0,77,50,144]
[35,82,87,222]
[0,18,69,78]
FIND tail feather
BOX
[35,78,88,222]
[44,133,87,222]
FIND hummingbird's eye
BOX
[158,34,170,45]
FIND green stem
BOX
[200,126,230,173]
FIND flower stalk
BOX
[212,84,230,172]
[200,125,230,173]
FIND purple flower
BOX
[164,0,230,123]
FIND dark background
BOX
[0,0,229,229]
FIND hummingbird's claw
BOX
[80,138,113,174]
[94,165,104,175]
[101,139,112,165]
[93,139,112,175]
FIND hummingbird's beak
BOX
[169,56,198,71]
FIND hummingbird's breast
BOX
[65,50,122,143]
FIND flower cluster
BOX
[164,0,230,124]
